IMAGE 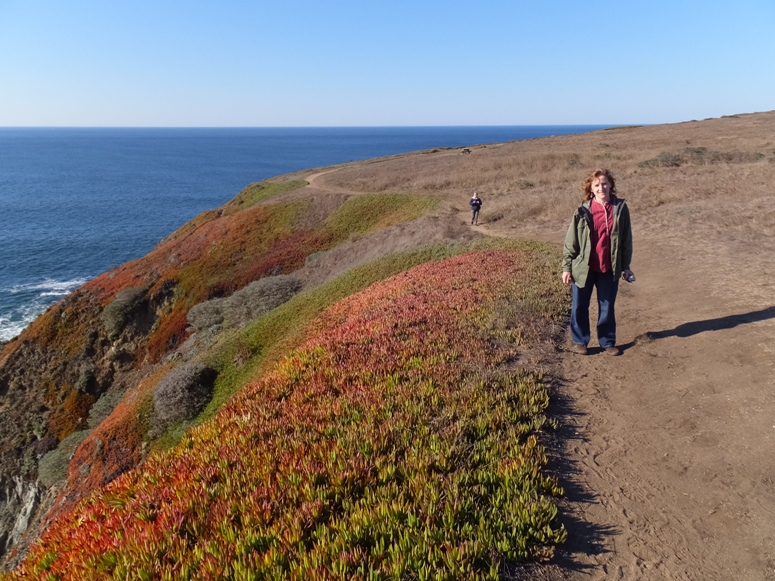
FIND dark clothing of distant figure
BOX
[562,196,632,348]
[469,196,482,225]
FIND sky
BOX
[0,0,773,127]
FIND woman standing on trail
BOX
[562,168,634,356]
[469,192,482,225]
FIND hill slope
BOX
[9,246,568,580]
[2,110,775,578]
[0,179,472,567]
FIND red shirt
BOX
[589,198,613,273]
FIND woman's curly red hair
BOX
[582,168,616,201]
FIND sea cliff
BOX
[2,111,774,577]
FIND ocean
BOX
[0,125,610,341]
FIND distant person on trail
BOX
[562,168,634,356]
[469,192,482,225]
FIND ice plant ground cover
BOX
[177,244,473,441]
[10,247,567,580]
[54,245,464,518]
[21,188,441,521]
[41,183,437,363]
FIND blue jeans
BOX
[571,270,619,348]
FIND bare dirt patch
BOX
[297,213,480,289]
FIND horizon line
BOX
[0,123,635,130]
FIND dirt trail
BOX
[498,220,775,579]
[305,169,775,579]
[549,233,775,581]
[303,169,341,190]
[303,168,370,196]
[469,192,775,579]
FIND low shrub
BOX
[36,449,68,489]
[37,430,92,488]
[87,388,128,429]
[100,286,147,340]
[185,300,225,331]
[187,275,302,332]
[706,150,765,164]
[220,276,302,329]
[638,151,683,168]
[638,147,766,169]
[151,363,218,435]
[565,154,581,167]
[305,250,326,267]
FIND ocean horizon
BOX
[0,125,613,341]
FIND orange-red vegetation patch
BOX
[49,366,172,522]
[14,250,565,581]
[47,391,95,441]
[84,201,305,305]
[143,308,189,363]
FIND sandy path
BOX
[548,233,775,581]
[307,169,775,579]
[467,212,773,579]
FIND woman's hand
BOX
[623,269,635,282]
[562,272,573,285]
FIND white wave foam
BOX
[0,318,34,343]
[0,278,90,342]
[0,304,47,342]
[6,277,89,294]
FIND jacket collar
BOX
[583,194,621,208]
[580,195,625,223]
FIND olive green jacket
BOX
[562,197,632,288]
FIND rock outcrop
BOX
[0,477,42,559]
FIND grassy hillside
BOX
[4,111,773,576]
[318,111,775,241]
[0,179,448,568]
[7,244,567,580]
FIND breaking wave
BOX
[0,278,88,342]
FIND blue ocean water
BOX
[0,126,610,341]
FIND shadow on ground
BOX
[507,378,618,581]
[637,305,775,342]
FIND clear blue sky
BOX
[1,0,773,126]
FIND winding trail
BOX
[301,169,775,580]
[302,169,344,192]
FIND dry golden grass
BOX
[317,111,775,242]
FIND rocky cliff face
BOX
[0,196,241,567]
[0,281,171,567]
[0,477,43,560]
